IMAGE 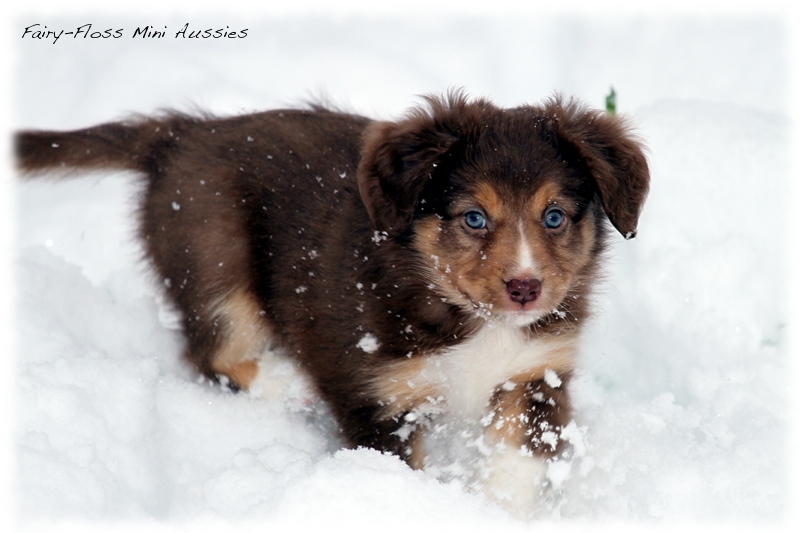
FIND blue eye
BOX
[463,211,487,230]
[544,207,565,229]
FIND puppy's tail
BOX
[15,116,180,176]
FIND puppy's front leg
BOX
[477,373,572,518]
[330,400,426,469]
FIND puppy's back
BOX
[15,108,375,388]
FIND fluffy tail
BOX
[15,117,178,176]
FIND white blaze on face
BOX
[516,221,538,277]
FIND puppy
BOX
[15,92,649,516]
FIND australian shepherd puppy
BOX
[15,91,649,517]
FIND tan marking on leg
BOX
[209,287,271,390]
[504,342,577,384]
[487,369,573,458]
[480,374,553,517]
[408,429,426,470]
[219,359,260,389]
[485,391,529,446]
[479,368,572,516]
[368,356,438,418]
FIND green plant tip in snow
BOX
[605,87,617,115]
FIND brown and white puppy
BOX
[15,92,648,516]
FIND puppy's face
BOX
[412,154,600,326]
[357,94,649,327]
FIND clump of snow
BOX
[9,11,792,527]
[543,368,562,388]
[356,333,380,354]
[371,230,388,244]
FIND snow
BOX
[356,333,380,354]
[544,368,562,389]
[5,3,798,530]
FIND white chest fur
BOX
[423,324,578,418]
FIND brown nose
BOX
[506,278,541,305]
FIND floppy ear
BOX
[548,99,650,239]
[357,112,459,237]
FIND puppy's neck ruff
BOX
[425,322,578,419]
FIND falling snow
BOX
[356,333,380,354]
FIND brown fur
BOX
[487,372,574,458]
[15,91,648,508]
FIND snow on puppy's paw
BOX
[476,444,548,520]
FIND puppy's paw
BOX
[476,445,548,520]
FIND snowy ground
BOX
[5,5,797,530]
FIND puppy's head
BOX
[357,92,649,326]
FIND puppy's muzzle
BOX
[506,278,541,305]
